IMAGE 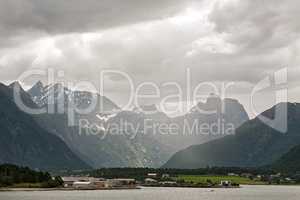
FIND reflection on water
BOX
[1,185,300,200]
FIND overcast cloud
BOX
[0,0,299,116]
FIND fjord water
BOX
[1,186,300,200]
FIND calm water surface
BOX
[1,185,300,200]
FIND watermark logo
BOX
[10,67,289,139]
[251,68,288,133]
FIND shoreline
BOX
[0,186,236,192]
[0,187,140,192]
[141,185,240,189]
[1,184,300,192]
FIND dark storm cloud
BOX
[0,0,299,112]
[0,0,194,36]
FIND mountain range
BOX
[163,103,300,169]
[27,82,172,168]
[25,81,249,168]
[1,80,299,172]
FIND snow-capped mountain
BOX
[25,82,249,168]
[28,82,119,113]
[28,81,121,129]
[27,81,171,168]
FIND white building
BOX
[73,181,94,189]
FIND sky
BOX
[0,0,299,117]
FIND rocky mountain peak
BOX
[28,81,44,97]
[8,81,23,90]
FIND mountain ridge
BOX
[163,102,300,169]
[2,81,251,168]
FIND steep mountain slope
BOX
[0,83,90,170]
[34,110,173,168]
[157,95,249,150]
[163,103,300,169]
[26,82,250,168]
[28,82,172,168]
[271,144,300,173]
[99,97,248,167]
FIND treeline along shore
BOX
[0,164,63,188]
[1,164,300,190]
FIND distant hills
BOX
[163,103,300,169]
[0,83,90,170]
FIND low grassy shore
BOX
[142,184,240,188]
[174,175,267,186]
